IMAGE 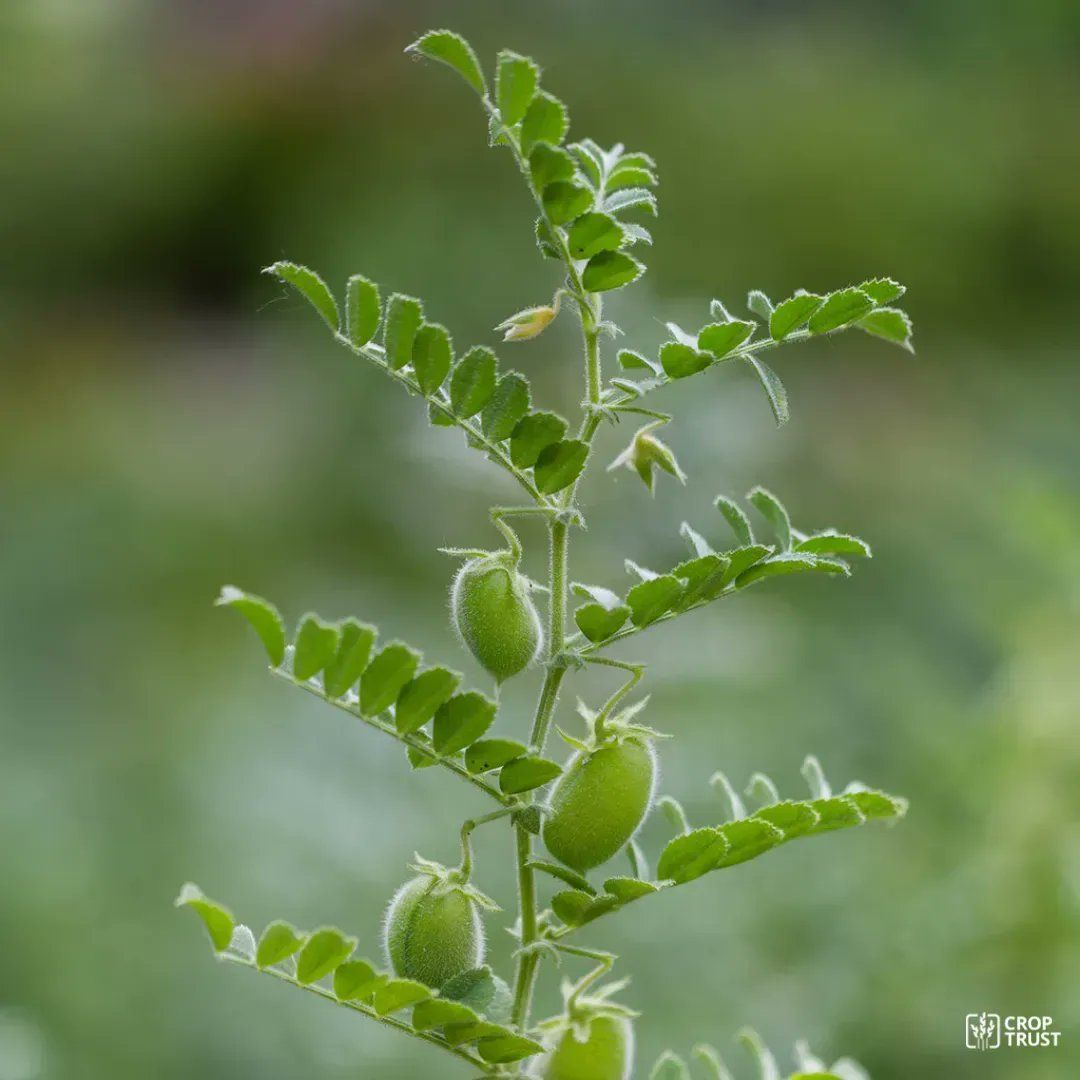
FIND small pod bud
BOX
[607,420,686,494]
[382,862,490,990]
[532,980,637,1080]
[495,291,562,342]
[451,554,543,683]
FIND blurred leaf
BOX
[737,553,848,587]
[583,251,644,292]
[795,533,871,558]
[360,642,421,716]
[567,212,624,259]
[607,165,658,192]
[496,51,539,126]
[412,999,480,1030]
[175,883,234,953]
[748,487,792,549]
[215,586,286,667]
[481,373,531,440]
[323,618,377,700]
[770,291,824,340]
[617,348,657,372]
[603,877,658,902]
[651,1051,692,1080]
[296,928,357,985]
[747,290,774,318]
[441,967,496,1011]
[465,738,527,774]
[657,828,728,884]
[510,411,567,468]
[575,602,631,642]
[605,187,658,215]
[345,274,381,347]
[744,356,789,425]
[477,1033,545,1064]
[405,30,487,97]
[698,320,754,358]
[661,342,711,378]
[412,323,454,394]
[627,574,683,626]
[395,667,461,735]
[808,288,873,334]
[384,294,424,370]
[264,262,339,332]
[256,921,304,969]
[521,91,569,154]
[572,582,624,609]
[858,307,914,350]
[534,439,589,494]
[293,614,340,681]
[450,346,497,417]
[543,180,593,226]
[551,890,596,926]
[499,755,562,794]
[433,692,496,755]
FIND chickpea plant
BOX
[178,28,914,1080]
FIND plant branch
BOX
[273,669,513,807]
[219,952,494,1073]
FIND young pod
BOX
[450,553,543,682]
[382,868,487,989]
[532,983,637,1080]
[543,727,657,873]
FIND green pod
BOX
[543,738,656,872]
[451,555,543,682]
[534,1015,635,1080]
[382,875,484,989]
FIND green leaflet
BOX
[748,486,792,550]
[432,692,496,755]
[744,355,789,426]
[770,291,823,340]
[582,250,644,292]
[395,667,461,735]
[405,29,487,98]
[323,618,376,699]
[411,322,453,394]
[661,342,712,379]
[345,274,381,347]
[360,642,421,716]
[481,373,531,440]
[510,411,568,468]
[175,883,234,952]
[534,439,588,494]
[293,613,340,681]
[296,927,358,984]
[264,261,339,332]
[627,574,683,626]
[698,320,754,358]
[384,294,423,370]
[449,346,497,417]
[256,921,305,969]
[215,586,285,667]
[808,288,873,334]
[859,306,914,350]
[520,91,569,154]
[496,50,539,126]
[464,738,528,774]
[575,601,631,642]
[859,276,906,304]
[529,143,576,190]
[499,755,562,794]
[543,180,593,226]
[567,211,624,259]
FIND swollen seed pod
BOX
[450,554,543,682]
[383,873,485,989]
[534,1014,635,1080]
[543,735,657,873]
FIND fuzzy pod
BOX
[382,875,484,989]
[532,1015,635,1080]
[450,555,543,682]
[543,737,657,873]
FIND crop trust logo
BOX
[965,1012,1062,1051]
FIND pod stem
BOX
[456,807,517,881]
[552,943,616,1008]
[489,506,559,564]
[583,655,646,742]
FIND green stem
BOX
[458,807,517,880]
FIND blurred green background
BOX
[2,1,1078,1077]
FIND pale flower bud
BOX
[607,421,687,494]
[495,291,562,342]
